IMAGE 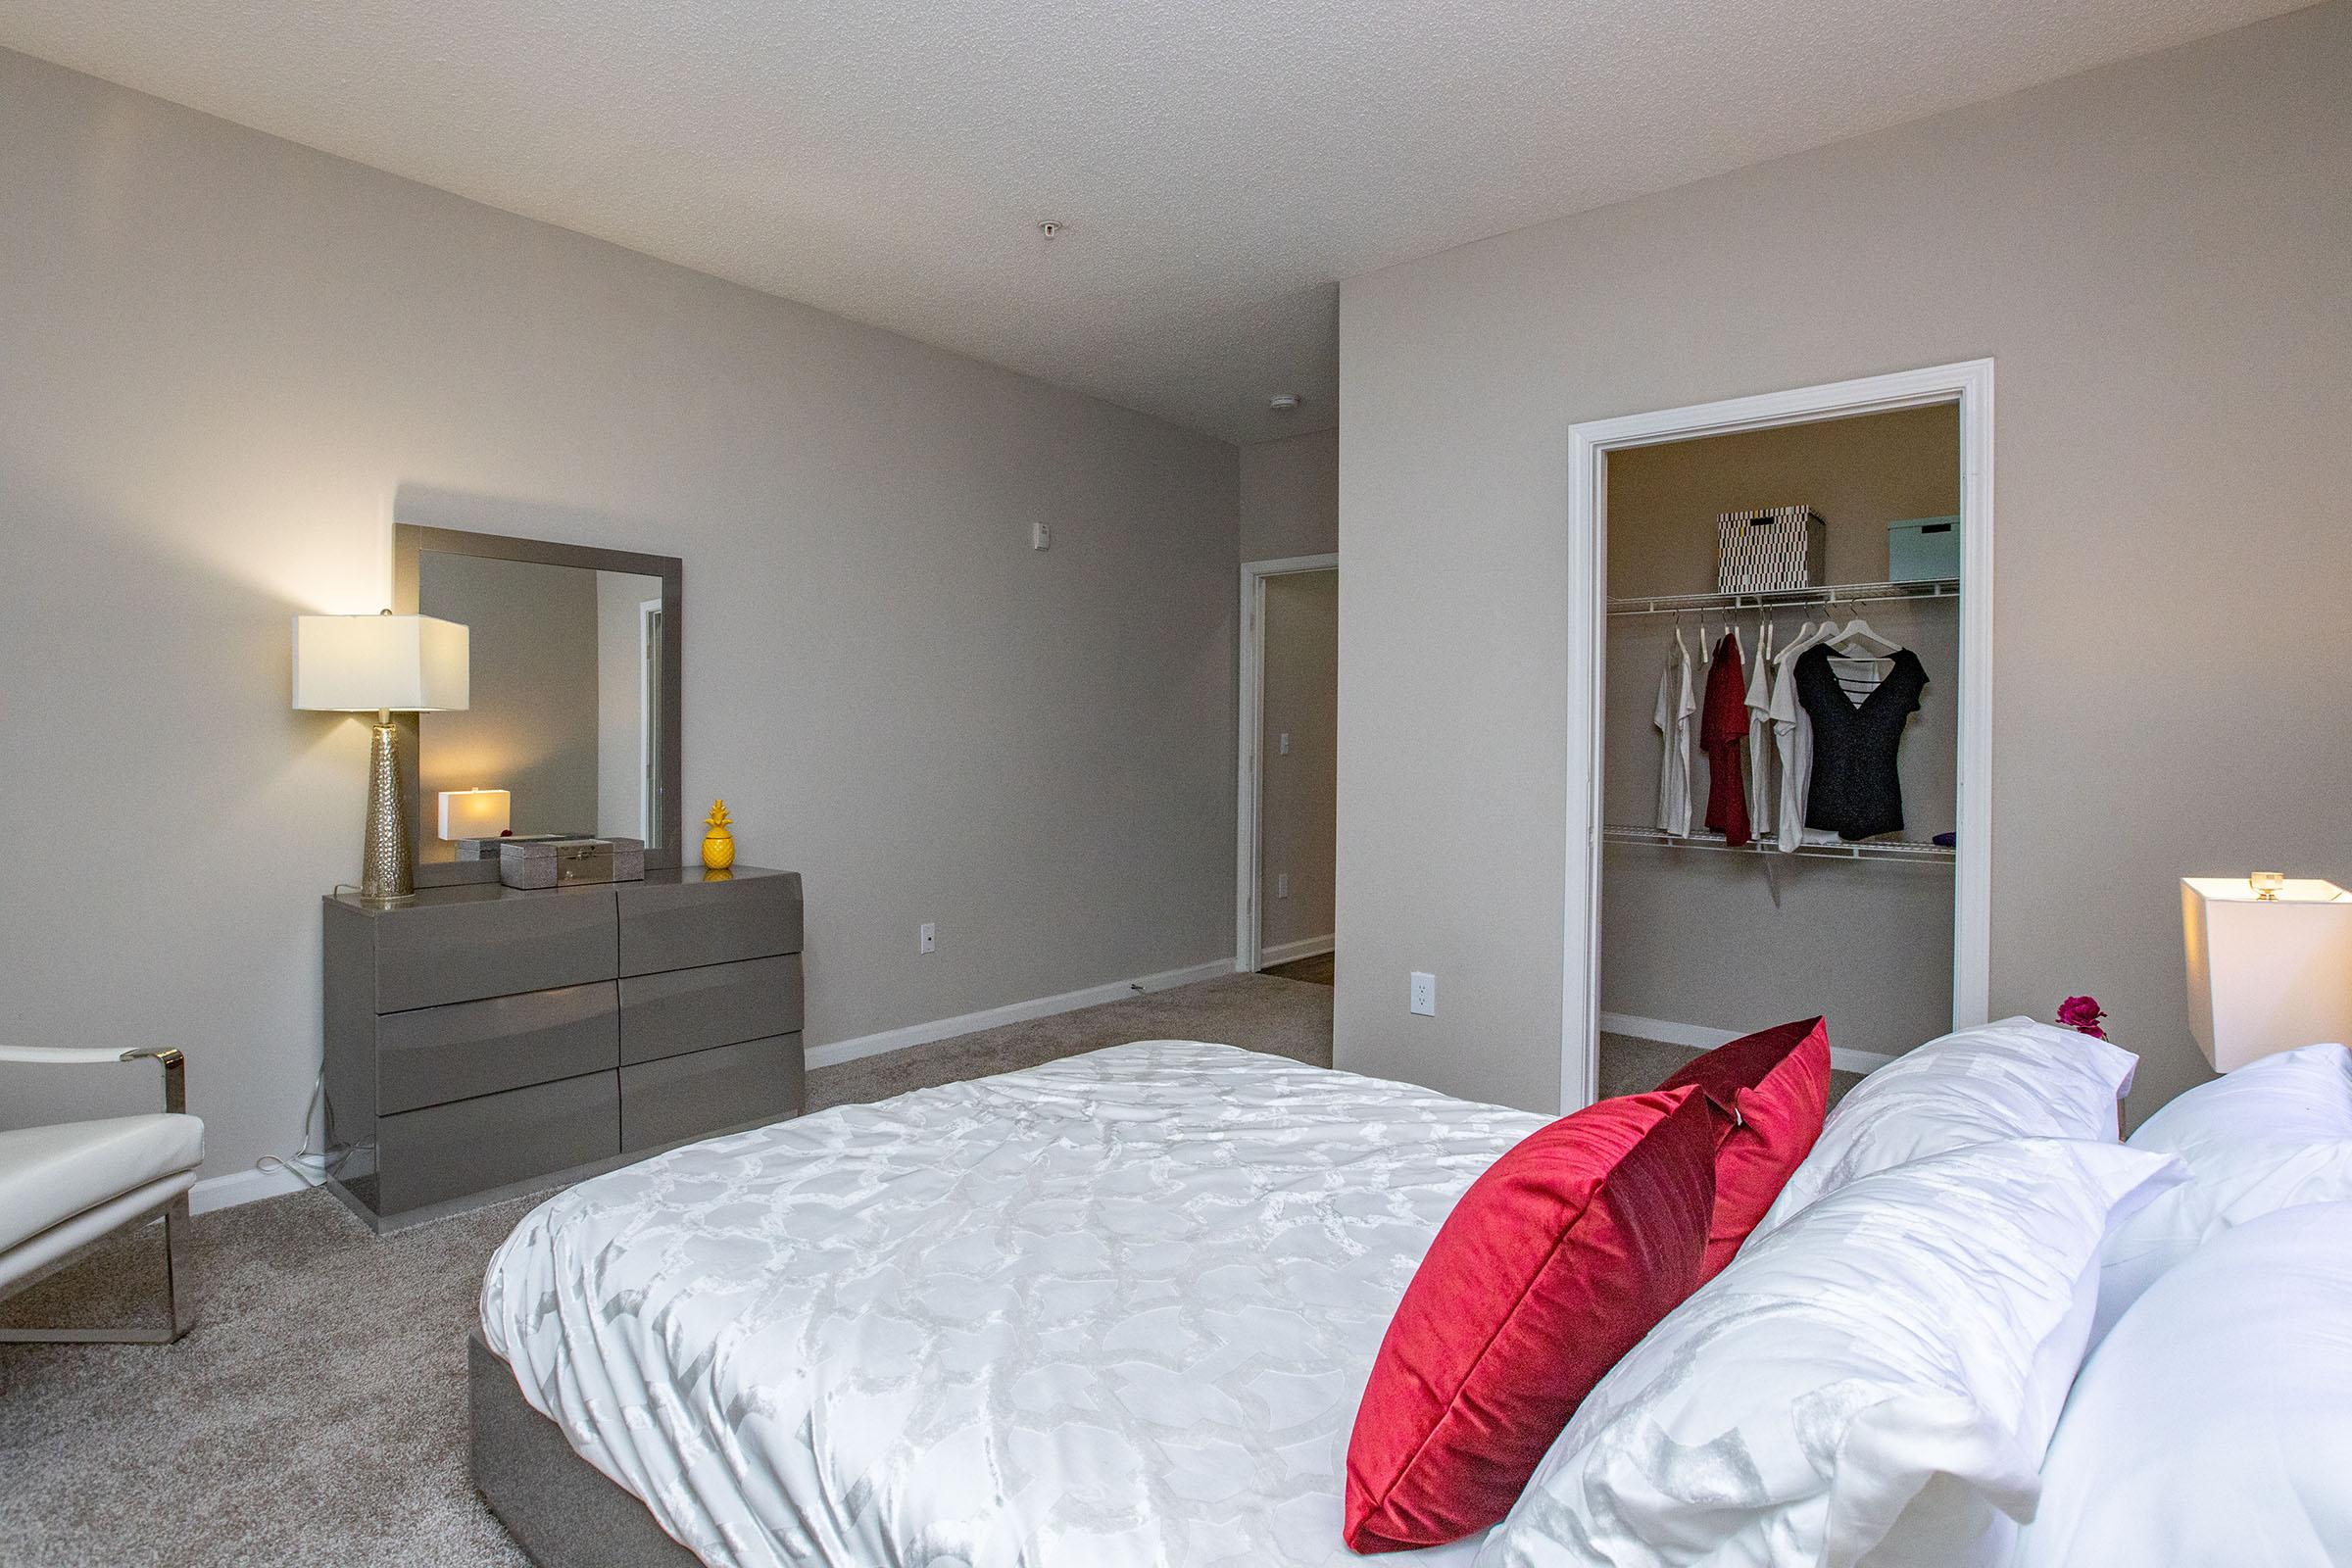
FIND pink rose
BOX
[2057,996,2107,1039]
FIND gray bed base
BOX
[469,1331,703,1568]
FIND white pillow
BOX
[1750,1016,2138,1243]
[2090,1041,2352,1342]
[1475,1139,2182,1568]
[2021,1200,2352,1567]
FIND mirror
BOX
[393,524,682,883]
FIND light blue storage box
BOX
[1886,514,1961,582]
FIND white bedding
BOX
[480,1040,1545,1568]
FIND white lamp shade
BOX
[2182,877,2352,1071]
[438,789,511,840]
[292,614,469,712]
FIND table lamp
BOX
[294,611,469,905]
[438,788,511,841]
[2181,874,2352,1071]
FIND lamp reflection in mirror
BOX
[293,611,469,906]
[2181,876,2352,1072]
[438,788,511,841]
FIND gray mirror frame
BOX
[392,524,684,887]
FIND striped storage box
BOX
[1716,506,1826,594]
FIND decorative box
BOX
[1716,507,1825,594]
[499,837,615,890]
[1887,514,1961,582]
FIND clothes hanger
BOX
[1829,615,1901,657]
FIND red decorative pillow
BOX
[1657,1016,1832,1280]
[1342,1088,1716,1552]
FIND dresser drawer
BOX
[618,873,801,976]
[373,1071,618,1215]
[372,888,618,1011]
[619,1034,803,1153]
[617,956,803,1066]
[376,981,619,1114]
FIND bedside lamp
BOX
[2181,875,2352,1071]
[294,611,469,906]
[438,788,511,841]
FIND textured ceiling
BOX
[0,0,2299,442]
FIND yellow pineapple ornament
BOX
[701,800,737,871]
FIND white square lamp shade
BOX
[2181,877,2352,1071]
[439,788,511,841]
[292,613,469,713]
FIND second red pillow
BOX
[1342,1087,1716,1552]
[1657,1015,1832,1280]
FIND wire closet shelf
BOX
[1607,577,1958,617]
[1601,824,1956,864]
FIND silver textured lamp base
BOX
[361,712,415,906]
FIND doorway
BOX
[1563,362,1993,1110]
[1237,554,1339,981]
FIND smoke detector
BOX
[1268,393,1301,412]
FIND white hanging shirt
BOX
[1653,632,1697,836]
[1768,623,1844,852]
[1743,621,1775,832]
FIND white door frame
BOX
[638,598,663,844]
[1563,360,1994,1111]
[1237,553,1340,972]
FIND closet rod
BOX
[1607,577,1959,617]
[1601,824,1956,865]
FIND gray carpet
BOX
[1,977,1782,1566]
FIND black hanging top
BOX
[1795,644,1928,841]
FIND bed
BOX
[476,1040,1547,1568]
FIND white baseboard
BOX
[803,958,1235,1071]
[1258,934,1335,967]
[191,1162,318,1215]
[1598,1011,1897,1077]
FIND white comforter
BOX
[480,1040,1545,1568]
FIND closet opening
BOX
[1562,363,1992,1113]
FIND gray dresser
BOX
[321,866,804,1230]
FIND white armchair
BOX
[0,1047,204,1344]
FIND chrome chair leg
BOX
[0,1197,195,1347]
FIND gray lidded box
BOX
[1887,514,1962,582]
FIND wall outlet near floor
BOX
[1031,520,1052,551]
[1275,872,1290,899]
[919,922,937,954]
[1409,971,1437,1016]
[1279,731,1292,756]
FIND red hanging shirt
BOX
[1700,632,1752,847]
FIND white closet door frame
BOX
[1236,553,1340,973]
[1562,360,1993,1113]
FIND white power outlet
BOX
[1409,971,1437,1016]
[1279,731,1292,756]
[1031,520,1053,551]
[919,922,937,954]
[1276,872,1290,899]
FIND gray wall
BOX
[0,49,1239,1183]
[1336,1,2352,1125]
[1603,410,1959,1056]
[1259,569,1339,955]
[1240,428,1340,561]
[416,553,602,853]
